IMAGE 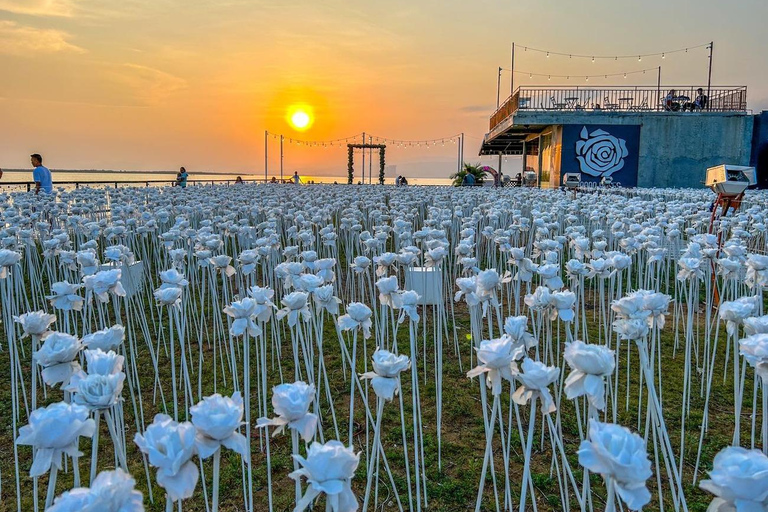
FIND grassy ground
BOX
[0,274,761,512]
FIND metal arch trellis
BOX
[347,143,386,185]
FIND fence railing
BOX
[0,178,281,192]
[490,85,748,131]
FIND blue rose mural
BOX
[563,125,640,187]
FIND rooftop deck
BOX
[489,85,748,132]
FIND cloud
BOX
[0,0,76,17]
[106,64,187,106]
[0,20,85,55]
[460,104,493,113]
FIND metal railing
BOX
[0,178,272,192]
[490,85,748,130]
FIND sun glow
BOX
[287,106,314,131]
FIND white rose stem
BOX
[291,429,302,507]
[693,310,723,482]
[165,493,174,512]
[636,338,687,511]
[167,301,180,421]
[604,476,616,512]
[362,396,385,512]
[44,465,58,509]
[259,320,274,512]
[519,396,537,512]
[397,377,415,512]
[212,447,221,512]
[2,274,22,512]
[348,328,359,447]
[413,314,431,508]
[242,329,254,511]
[469,307,500,512]
[90,409,101,484]
[679,278,696,476]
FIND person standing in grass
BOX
[31,153,52,194]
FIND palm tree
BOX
[450,163,486,187]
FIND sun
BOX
[287,105,314,132]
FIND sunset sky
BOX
[1,0,767,179]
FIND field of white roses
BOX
[1,183,768,511]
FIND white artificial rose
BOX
[257,381,318,442]
[397,290,421,324]
[296,273,324,293]
[190,392,247,459]
[550,290,576,322]
[223,298,261,337]
[76,250,100,276]
[16,401,96,477]
[503,315,537,350]
[289,440,360,512]
[89,468,145,511]
[276,291,311,327]
[154,286,182,307]
[454,277,479,307]
[677,257,704,281]
[511,358,560,414]
[46,487,94,511]
[360,349,410,401]
[699,446,768,512]
[83,269,126,302]
[159,268,188,289]
[578,419,652,511]
[563,340,615,410]
[14,310,56,338]
[247,286,276,322]
[744,315,768,336]
[739,334,768,381]
[524,286,551,311]
[351,256,371,274]
[720,297,759,336]
[84,348,124,375]
[134,414,199,502]
[210,255,236,277]
[33,331,83,386]
[376,276,400,308]
[238,249,259,275]
[314,258,336,283]
[68,369,125,410]
[312,285,341,315]
[537,263,564,290]
[337,302,373,339]
[467,337,521,396]
[82,325,125,352]
[48,281,85,311]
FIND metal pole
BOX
[264,130,268,182]
[496,67,502,109]
[707,41,714,111]
[457,135,461,173]
[361,132,366,185]
[461,133,464,172]
[510,42,515,96]
[657,66,661,111]
[280,135,284,181]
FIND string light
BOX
[517,42,709,60]
[504,67,659,80]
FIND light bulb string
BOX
[500,66,660,79]
[517,42,710,60]
[265,131,462,147]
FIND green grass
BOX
[0,270,762,511]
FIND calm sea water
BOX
[0,170,452,189]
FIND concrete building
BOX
[479,85,766,188]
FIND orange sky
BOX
[1,0,767,178]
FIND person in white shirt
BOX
[292,171,301,184]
